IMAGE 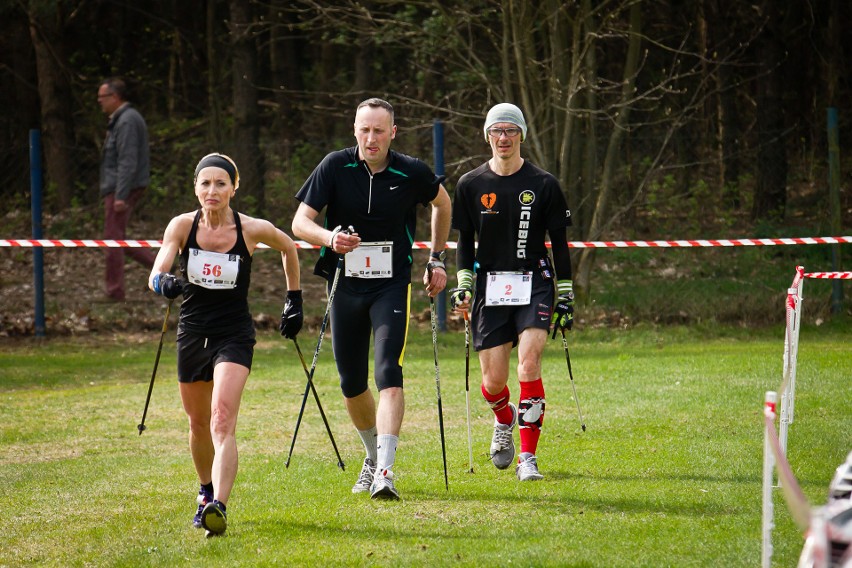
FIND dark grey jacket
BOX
[99,104,150,200]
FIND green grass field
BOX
[1,323,849,567]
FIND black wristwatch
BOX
[427,249,446,273]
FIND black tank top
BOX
[178,209,254,337]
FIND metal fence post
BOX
[433,119,447,331]
[827,108,843,314]
[29,129,46,337]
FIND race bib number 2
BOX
[485,271,532,306]
[187,248,240,289]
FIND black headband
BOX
[194,155,237,185]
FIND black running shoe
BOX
[193,491,212,528]
[200,500,227,536]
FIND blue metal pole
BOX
[433,120,447,331]
[29,129,46,337]
[827,108,843,314]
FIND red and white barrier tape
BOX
[803,272,852,279]
[2,236,851,249]
[568,236,852,248]
[0,239,164,248]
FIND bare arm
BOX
[244,216,301,291]
[429,184,451,256]
[422,184,452,296]
[148,214,191,291]
[291,202,360,252]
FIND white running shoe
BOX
[370,468,400,500]
[490,403,517,470]
[352,457,377,494]
[516,452,544,481]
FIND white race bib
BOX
[345,241,393,278]
[187,248,241,289]
[485,271,532,306]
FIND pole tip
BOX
[137,424,146,435]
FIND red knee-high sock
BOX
[519,378,545,456]
[481,384,514,425]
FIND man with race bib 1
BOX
[292,98,451,500]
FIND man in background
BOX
[98,77,155,301]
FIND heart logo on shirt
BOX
[480,193,497,209]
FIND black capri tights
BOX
[330,280,410,398]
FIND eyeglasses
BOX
[487,127,522,138]
[97,92,115,100]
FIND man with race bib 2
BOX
[450,103,574,481]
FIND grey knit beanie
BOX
[483,103,527,142]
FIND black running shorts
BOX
[176,329,256,383]
[471,270,554,351]
[330,279,410,398]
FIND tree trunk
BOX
[751,0,787,222]
[558,7,587,246]
[269,1,303,134]
[228,0,265,212]
[27,4,75,210]
[579,0,598,247]
[575,1,642,300]
[168,29,178,119]
[705,0,745,209]
[316,41,337,140]
[207,1,224,148]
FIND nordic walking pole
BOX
[560,329,586,432]
[285,253,344,468]
[138,299,173,435]
[429,294,449,490]
[463,311,474,473]
[292,337,345,470]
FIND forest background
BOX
[1,5,849,564]
[0,0,849,332]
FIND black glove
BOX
[279,290,304,339]
[450,287,472,310]
[153,272,186,300]
[551,293,575,338]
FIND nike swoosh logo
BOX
[394,310,402,313]
[390,186,399,190]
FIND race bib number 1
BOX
[485,271,532,306]
[345,241,393,278]
[187,248,240,289]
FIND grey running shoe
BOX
[516,452,544,481]
[200,500,227,536]
[352,457,377,494]
[490,403,517,470]
[370,468,400,500]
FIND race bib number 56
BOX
[187,248,240,289]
